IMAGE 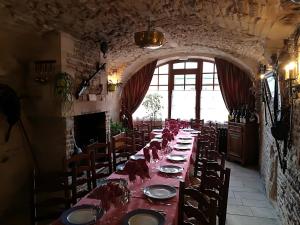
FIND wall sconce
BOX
[283,28,300,97]
[107,69,122,92]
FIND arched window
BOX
[133,59,228,122]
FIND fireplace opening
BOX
[74,112,106,149]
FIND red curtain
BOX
[215,58,255,111]
[120,60,158,129]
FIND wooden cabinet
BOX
[227,122,258,165]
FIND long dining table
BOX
[53,130,196,225]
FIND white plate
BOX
[154,134,162,139]
[174,144,192,150]
[158,165,183,174]
[178,136,192,140]
[191,131,201,134]
[151,138,162,142]
[167,154,186,162]
[152,129,163,133]
[176,139,192,144]
[130,154,145,160]
[143,184,177,199]
[60,205,103,225]
[121,209,165,225]
[182,128,195,132]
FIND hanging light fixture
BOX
[134,20,164,49]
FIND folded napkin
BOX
[152,147,159,160]
[143,147,151,162]
[162,132,174,141]
[88,182,129,210]
[162,138,169,148]
[150,140,161,150]
[135,159,150,179]
[162,128,170,134]
[123,159,150,181]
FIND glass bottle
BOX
[236,109,240,123]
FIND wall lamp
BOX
[107,69,122,92]
[260,27,300,173]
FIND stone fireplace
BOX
[65,112,110,158]
[74,112,107,148]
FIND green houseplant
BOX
[110,120,125,136]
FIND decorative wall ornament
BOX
[33,60,56,84]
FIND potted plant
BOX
[110,120,125,136]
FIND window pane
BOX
[185,85,195,91]
[149,86,158,91]
[214,65,217,73]
[200,89,228,123]
[133,90,168,120]
[159,85,168,91]
[159,75,168,85]
[173,63,184,69]
[174,75,184,85]
[202,73,213,79]
[154,68,158,74]
[186,74,196,84]
[172,90,196,120]
[174,85,184,90]
[202,85,213,91]
[151,75,158,85]
[203,62,214,73]
[214,85,220,91]
[159,64,169,74]
[186,62,198,69]
[202,78,213,85]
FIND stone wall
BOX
[260,90,300,225]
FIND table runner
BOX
[52,131,196,225]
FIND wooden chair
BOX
[85,142,113,188]
[190,119,204,130]
[137,122,151,142]
[111,132,135,171]
[199,161,231,225]
[127,129,145,152]
[30,169,71,225]
[178,181,217,225]
[64,153,93,204]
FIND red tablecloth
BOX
[52,131,196,225]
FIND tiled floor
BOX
[225,161,281,225]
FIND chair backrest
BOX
[178,181,217,225]
[200,162,231,225]
[86,142,113,188]
[111,132,135,171]
[64,153,93,204]
[190,119,204,130]
[30,169,71,225]
[127,129,145,151]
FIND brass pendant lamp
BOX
[134,20,164,49]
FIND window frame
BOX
[142,59,223,120]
